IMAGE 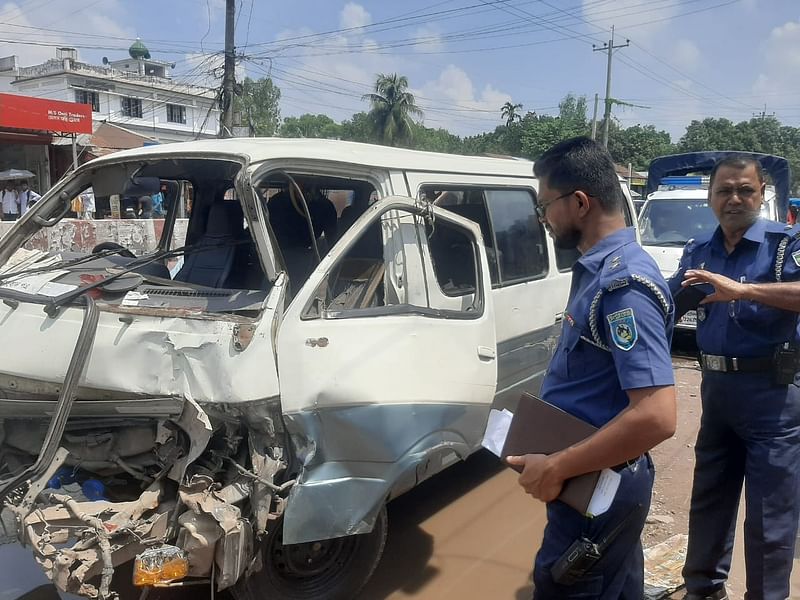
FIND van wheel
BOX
[236,505,387,600]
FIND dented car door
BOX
[275,196,498,545]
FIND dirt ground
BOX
[4,340,799,600]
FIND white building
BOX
[4,43,219,144]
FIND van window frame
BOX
[416,183,549,289]
[300,202,487,322]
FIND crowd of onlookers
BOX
[1,180,41,221]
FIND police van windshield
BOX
[639,199,719,246]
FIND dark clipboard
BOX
[502,392,600,514]
[673,284,708,321]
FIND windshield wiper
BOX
[43,240,250,315]
[0,248,135,283]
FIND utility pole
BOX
[591,93,599,140]
[220,0,236,138]
[593,26,629,148]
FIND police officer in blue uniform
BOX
[671,155,800,600]
[507,137,677,599]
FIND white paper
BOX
[1,270,69,295]
[586,468,621,517]
[121,291,149,307]
[37,282,77,297]
[481,408,513,457]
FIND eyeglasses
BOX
[535,190,575,219]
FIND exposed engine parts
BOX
[0,399,291,599]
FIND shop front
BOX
[0,93,92,193]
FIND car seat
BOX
[174,202,243,288]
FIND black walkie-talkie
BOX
[550,504,642,585]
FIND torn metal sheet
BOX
[168,397,213,481]
[644,533,688,599]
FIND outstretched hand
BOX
[683,269,746,304]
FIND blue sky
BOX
[1,0,799,139]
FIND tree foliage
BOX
[280,114,341,139]
[362,73,423,147]
[500,102,523,127]
[249,75,800,191]
[609,124,673,171]
[235,77,281,137]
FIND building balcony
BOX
[16,59,216,99]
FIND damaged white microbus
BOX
[0,139,636,599]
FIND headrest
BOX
[205,201,244,237]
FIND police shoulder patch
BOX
[606,307,638,351]
[792,249,800,268]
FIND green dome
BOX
[129,38,150,60]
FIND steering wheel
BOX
[91,241,136,259]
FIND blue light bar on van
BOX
[657,175,710,191]
[661,176,703,186]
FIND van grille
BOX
[139,287,233,298]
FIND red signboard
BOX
[0,93,92,134]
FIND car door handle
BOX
[477,346,496,360]
[555,311,564,323]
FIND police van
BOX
[0,139,637,599]
[639,151,790,329]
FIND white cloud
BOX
[0,0,135,67]
[340,3,371,30]
[672,39,701,72]
[752,18,800,112]
[414,65,512,134]
[413,25,444,53]
[582,0,678,37]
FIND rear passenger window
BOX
[484,189,548,283]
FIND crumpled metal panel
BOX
[0,291,282,404]
[281,403,488,544]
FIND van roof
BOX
[87,138,537,178]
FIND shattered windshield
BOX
[638,199,719,246]
[0,157,270,314]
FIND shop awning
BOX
[0,93,92,135]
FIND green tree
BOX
[362,73,423,147]
[519,94,590,159]
[412,125,464,153]
[340,112,376,143]
[235,77,281,136]
[280,113,342,139]
[500,101,523,127]
[677,117,739,152]
[608,124,673,171]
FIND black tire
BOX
[235,505,388,600]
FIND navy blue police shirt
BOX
[668,219,800,358]
[541,228,675,429]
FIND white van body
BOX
[0,139,637,599]
[639,184,780,329]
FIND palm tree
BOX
[501,101,523,127]
[362,73,423,146]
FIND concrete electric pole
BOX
[220,0,236,138]
[590,93,599,140]
[593,26,629,148]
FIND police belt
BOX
[699,353,772,374]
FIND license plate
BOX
[678,310,697,327]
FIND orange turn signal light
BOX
[133,545,189,587]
